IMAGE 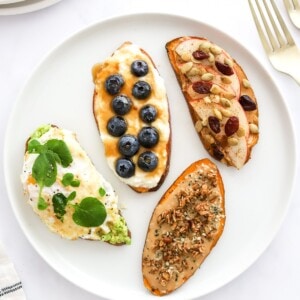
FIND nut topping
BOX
[180,62,193,74]
[249,123,259,134]
[201,73,214,81]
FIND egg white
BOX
[21,126,127,241]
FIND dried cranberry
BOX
[239,95,257,111]
[192,81,212,94]
[192,50,209,60]
[215,61,234,76]
[225,116,239,136]
[208,116,221,134]
[211,143,224,161]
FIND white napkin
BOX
[0,244,26,300]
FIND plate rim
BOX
[0,0,61,15]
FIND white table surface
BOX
[0,0,299,299]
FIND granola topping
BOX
[142,164,225,290]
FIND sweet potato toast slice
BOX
[166,36,259,169]
[92,42,171,192]
[142,158,225,295]
[21,124,131,245]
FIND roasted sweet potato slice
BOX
[142,158,225,295]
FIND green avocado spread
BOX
[30,124,51,140]
[100,217,131,245]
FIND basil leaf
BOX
[52,193,68,220]
[32,152,57,187]
[72,197,107,227]
[28,139,44,154]
[45,139,73,167]
[38,197,48,210]
[99,187,106,197]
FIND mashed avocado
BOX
[31,124,51,139]
[100,217,131,245]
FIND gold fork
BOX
[248,0,300,85]
[284,0,300,29]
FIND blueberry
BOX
[107,116,127,137]
[118,135,140,157]
[138,151,158,172]
[139,105,157,123]
[105,74,124,95]
[111,94,132,115]
[132,81,151,99]
[138,126,159,148]
[131,60,149,77]
[115,158,135,178]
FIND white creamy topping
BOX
[94,43,170,189]
[21,126,121,240]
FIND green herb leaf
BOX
[52,193,68,220]
[98,187,106,197]
[28,139,44,154]
[45,139,73,167]
[70,180,80,187]
[62,173,74,186]
[32,152,57,187]
[38,197,48,210]
[67,191,76,201]
[52,152,62,165]
[62,173,80,187]
[72,197,107,227]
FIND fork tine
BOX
[248,0,272,53]
[263,0,286,47]
[270,0,295,46]
[284,0,293,11]
[255,0,280,51]
[292,0,300,9]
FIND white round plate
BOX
[0,0,61,15]
[4,13,296,300]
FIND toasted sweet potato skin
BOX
[142,158,225,296]
[166,37,259,169]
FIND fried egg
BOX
[21,125,131,245]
